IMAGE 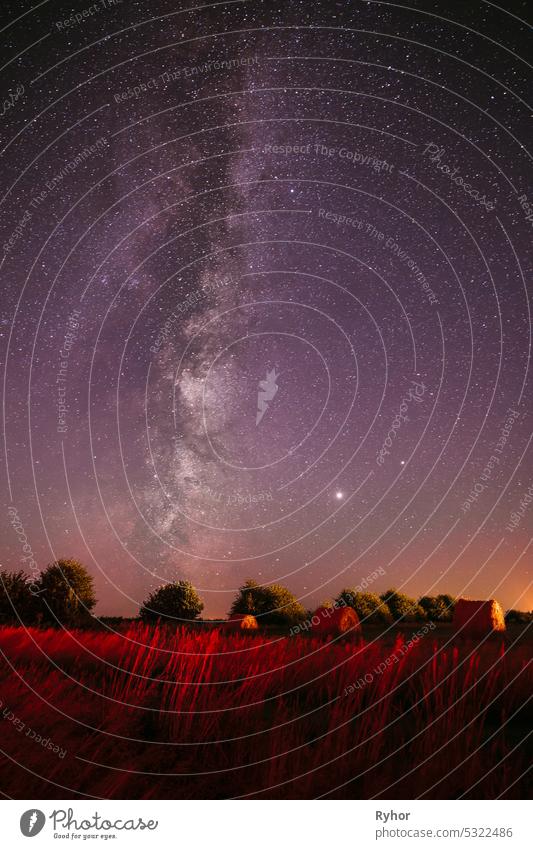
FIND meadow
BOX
[0,623,530,799]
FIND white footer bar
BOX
[2,799,529,848]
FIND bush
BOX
[418,594,455,622]
[335,590,392,624]
[230,579,306,626]
[380,589,426,622]
[0,570,39,626]
[505,609,533,624]
[36,559,96,627]
[139,581,204,624]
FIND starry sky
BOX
[1,0,532,616]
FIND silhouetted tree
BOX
[380,589,426,622]
[36,559,96,627]
[230,579,306,626]
[0,570,39,625]
[418,594,455,622]
[139,580,204,624]
[336,590,392,624]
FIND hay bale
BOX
[224,613,259,631]
[310,605,361,637]
[453,598,505,637]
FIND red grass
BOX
[0,624,530,799]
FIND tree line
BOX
[0,561,531,629]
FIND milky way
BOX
[2,0,532,615]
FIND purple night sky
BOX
[2,0,532,617]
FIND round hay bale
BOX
[310,605,361,637]
[453,598,506,638]
[224,613,259,631]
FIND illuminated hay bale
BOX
[224,613,259,631]
[453,598,506,637]
[310,605,361,637]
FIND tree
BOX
[380,589,426,622]
[418,594,455,622]
[139,580,204,624]
[230,579,306,626]
[335,590,392,624]
[36,559,96,627]
[0,570,39,625]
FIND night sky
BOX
[1,0,532,617]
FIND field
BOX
[0,623,531,799]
